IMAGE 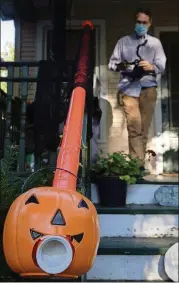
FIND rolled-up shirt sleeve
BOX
[153,39,167,75]
[108,39,122,71]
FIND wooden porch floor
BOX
[143,174,178,183]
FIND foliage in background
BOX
[0,42,15,93]
[91,151,144,184]
[22,167,54,192]
[0,145,54,207]
[0,145,84,207]
[0,145,23,206]
[22,167,84,194]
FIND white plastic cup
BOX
[36,236,73,274]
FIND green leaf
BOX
[91,151,143,185]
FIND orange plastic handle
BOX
[53,21,93,190]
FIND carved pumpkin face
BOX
[3,187,100,278]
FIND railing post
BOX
[81,113,88,196]
[86,135,92,200]
[18,66,28,172]
[4,66,13,152]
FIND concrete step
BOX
[96,205,178,238]
[91,183,178,205]
[87,237,178,281]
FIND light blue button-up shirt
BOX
[108,33,167,97]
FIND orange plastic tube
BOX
[53,21,94,190]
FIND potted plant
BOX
[91,151,144,207]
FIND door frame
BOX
[154,26,179,174]
[36,19,108,143]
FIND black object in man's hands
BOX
[115,61,128,71]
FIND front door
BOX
[160,31,179,173]
[46,28,96,79]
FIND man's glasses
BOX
[136,20,148,25]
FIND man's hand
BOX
[138,60,154,71]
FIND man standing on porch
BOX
[108,8,166,168]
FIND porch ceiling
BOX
[0,0,73,21]
[0,0,51,21]
[0,0,177,21]
[74,0,176,3]
[0,0,15,20]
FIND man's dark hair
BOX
[135,8,152,21]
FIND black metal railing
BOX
[0,61,92,199]
[0,88,6,158]
[0,61,39,171]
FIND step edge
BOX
[97,247,169,255]
[98,237,178,256]
[137,180,179,185]
[97,206,179,214]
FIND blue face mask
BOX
[135,23,148,36]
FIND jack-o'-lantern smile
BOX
[30,229,84,243]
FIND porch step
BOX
[96,204,178,238]
[97,237,178,255]
[96,204,179,214]
[91,183,178,205]
[141,174,179,184]
[87,237,178,281]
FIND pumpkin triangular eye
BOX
[30,229,42,240]
[78,199,89,209]
[25,195,39,205]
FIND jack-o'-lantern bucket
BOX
[3,20,99,279]
[3,188,99,278]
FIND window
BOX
[160,31,179,130]
[160,31,179,173]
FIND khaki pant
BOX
[121,87,157,163]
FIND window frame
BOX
[154,26,179,174]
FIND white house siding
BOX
[18,0,178,155]
[19,21,37,100]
